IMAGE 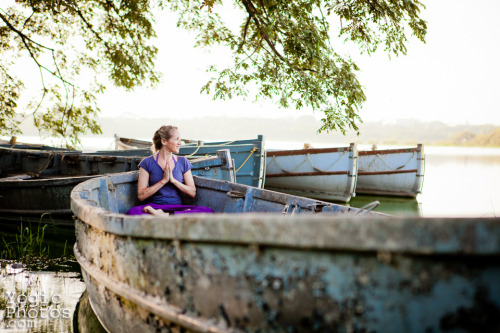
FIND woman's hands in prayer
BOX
[161,161,176,185]
[162,163,170,184]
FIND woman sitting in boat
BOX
[126,125,213,216]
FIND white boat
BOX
[264,143,357,202]
[357,144,424,197]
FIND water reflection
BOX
[74,291,106,333]
[349,195,422,217]
[420,147,500,217]
[0,217,94,333]
[0,265,85,332]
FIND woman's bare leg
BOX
[142,206,169,216]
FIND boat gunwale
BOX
[0,174,97,185]
[266,146,353,157]
[358,147,421,156]
[70,172,500,256]
[266,170,351,177]
[357,169,418,176]
[354,188,419,198]
[263,185,353,203]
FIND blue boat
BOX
[71,171,500,333]
[112,134,266,188]
[0,147,234,216]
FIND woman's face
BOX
[163,129,182,154]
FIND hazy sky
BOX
[5,1,500,126]
[96,1,500,126]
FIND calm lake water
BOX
[0,219,92,333]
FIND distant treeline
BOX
[19,115,500,147]
[444,129,500,147]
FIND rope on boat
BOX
[206,140,236,147]
[365,151,416,171]
[183,141,237,158]
[267,151,347,174]
[311,151,347,172]
[184,144,203,158]
[184,143,257,170]
[268,155,307,173]
[28,153,55,178]
[235,147,258,173]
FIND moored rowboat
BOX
[114,134,154,150]
[71,171,500,332]
[357,144,424,197]
[71,171,385,333]
[264,143,357,202]
[0,147,234,216]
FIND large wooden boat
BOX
[71,171,500,333]
[112,135,266,188]
[264,143,357,202]
[0,147,234,216]
[357,144,424,197]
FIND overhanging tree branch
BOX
[0,11,76,117]
[241,0,287,62]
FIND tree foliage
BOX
[0,0,426,145]
[171,0,426,134]
[0,0,160,146]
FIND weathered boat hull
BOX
[0,147,234,216]
[357,144,424,197]
[112,135,266,188]
[264,143,357,202]
[71,172,500,333]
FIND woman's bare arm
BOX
[170,169,196,198]
[137,167,168,202]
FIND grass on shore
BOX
[0,214,74,270]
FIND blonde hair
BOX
[152,125,178,152]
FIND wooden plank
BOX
[357,169,418,176]
[267,147,350,157]
[266,170,350,177]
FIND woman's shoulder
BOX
[139,154,155,168]
[177,155,192,169]
[141,154,155,162]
